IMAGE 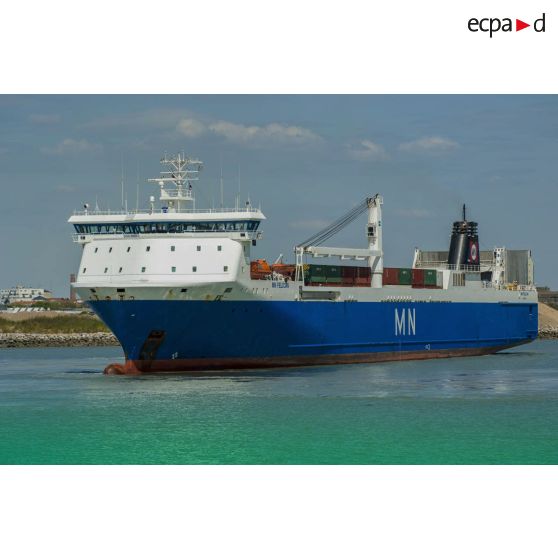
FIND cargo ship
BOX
[69,153,538,374]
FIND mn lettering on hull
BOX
[395,308,416,336]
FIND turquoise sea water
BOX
[1,341,557,464]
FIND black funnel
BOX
[447,205,479,267]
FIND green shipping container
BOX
[326,266,342,278]
[424,269,437,286]
[308,264,341,282]
[307,266,323,282]
[398,268,412,285]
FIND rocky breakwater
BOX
[538,327,558,339]
[538,303,558,339]
[0,332,119,348]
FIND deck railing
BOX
[415,261,487,272]
[72,207,262,216]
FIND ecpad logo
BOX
[468,13,546,37]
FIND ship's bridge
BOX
[70,151,265,243]
[69,207,265,243]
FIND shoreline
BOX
[0,332,119,348]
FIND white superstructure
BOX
[69,152,536,307]
[69,153,266,300]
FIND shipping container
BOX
[398,268,412,285]
[412,268,425,286]
[341,266,357,278]
[307,265,322,282]
[423,269,437,286]
[308,264,343,282]
[328,266,342,278]
[383,267,399,285]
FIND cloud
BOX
[398,136,459,152]
[41,138,102,155]
[176,117,207,138]
[174,118,322,145]
[209,121,321,144]
[347,140,388,161]
[86,107,322,148]
[28,113,61,124]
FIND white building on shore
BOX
[0,286,53,303]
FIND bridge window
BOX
[171,246,175,252]
[217,245,222,251]
[224,266,228,272]
[171,267,176,273]
[104,268,108,273]
[141,267,146,273]
[146,246,150,252]
[192,266,197,272]
[197,246,201,251]
[74,220,261,235]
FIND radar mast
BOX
[147,152,203,212]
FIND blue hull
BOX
[90,299,538,373]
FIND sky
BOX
[0,94,556,296]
